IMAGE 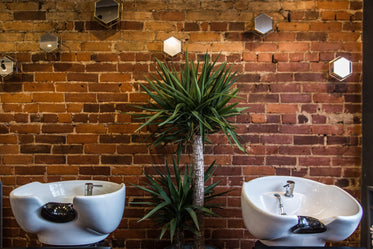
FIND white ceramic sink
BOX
[10,180,125,246]
[241,176,362,246]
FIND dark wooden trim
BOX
[362,0,373,247]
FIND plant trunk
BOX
[175,227,184,249]
[192,134,205,249]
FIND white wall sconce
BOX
[0,56,15,78]
[254,13,273,35]
[94,0,120,28]
[40,33,59,53]
[163,36,181,57]
[329,56,352,81]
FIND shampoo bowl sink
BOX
[241,176,362,246]
[10,180,125,246]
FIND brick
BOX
[310,22,342,31]
[47,166,79,175]
[283,1,315,9]
[67,135,98,144]
[0,135,17,144]
[14,11,46,20]
[100,135,130,143]
[35,135,65,144]
[280,94,311,103]
[112,166,143,175]
[68,155,99,165]
[100,73,131,82]
[311,41,343,51]
[67,73,98,82]
[86,63,116,72]
[91,53,119,62]
[266,156,296,166]
[33,93,64,102]
[294,135,324,145]
[22,63,52,72]
[10,125,40,134]
[120,21,144,30]
[15,166,45,175]
[35,73,67,82]
[243,166,275,175]
[79,166,110,175]
[42,124,74,133]
[3,155,33,164]
[102,155,132,165]
[310,167,341,177]
[1,94,32,103]
[278,62,310,72]
[153,11,185,21]
[312,125,344,135]
[279,42,309,52]
[54,63,85,72]
[190,32,221,42]
[108,124,139,133]
[35,155,66,164]
[65,93,97,102]
[317,0,349,10]
[24,82,54,92]
[39,104,66,112]
[267,104,298,113]
[262,135,292,144]
[81,42,111,51]
[52,145,83,154]
[277,22,309,31]
[248,94,278,103]
[84,144,115,154]
[76,124,106,133]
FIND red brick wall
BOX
[0,1,362,248]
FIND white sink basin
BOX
[10,180,125,246]
[241,176,362,246]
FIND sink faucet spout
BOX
[85,183,103,196]
[284,180,295,197]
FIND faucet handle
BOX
[283,180,295,197]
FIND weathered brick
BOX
[42,124,74,133]
[68,155,99,165]
[14,11,46,20]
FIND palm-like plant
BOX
[131,152,228,249]
[133,52,247,249]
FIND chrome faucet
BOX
[274,193,287,215]
[284,180,295,197]
[85,183,103,196]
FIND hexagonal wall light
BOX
[0,56,15,78]
[163,36,181,57]
[94,0,120,28]
[254,13,273,35]
[40,33,59,53]
[329,56,352,81]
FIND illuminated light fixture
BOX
[94,0,120,28]
[163,36,181,57]
[0,56,15,78]
[40,33,59,53]
[329,56,352,81]
[254,13,273,35]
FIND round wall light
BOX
[329,56,352,81]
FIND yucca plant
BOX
[131,151,229,249]
[133,52,247,249]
